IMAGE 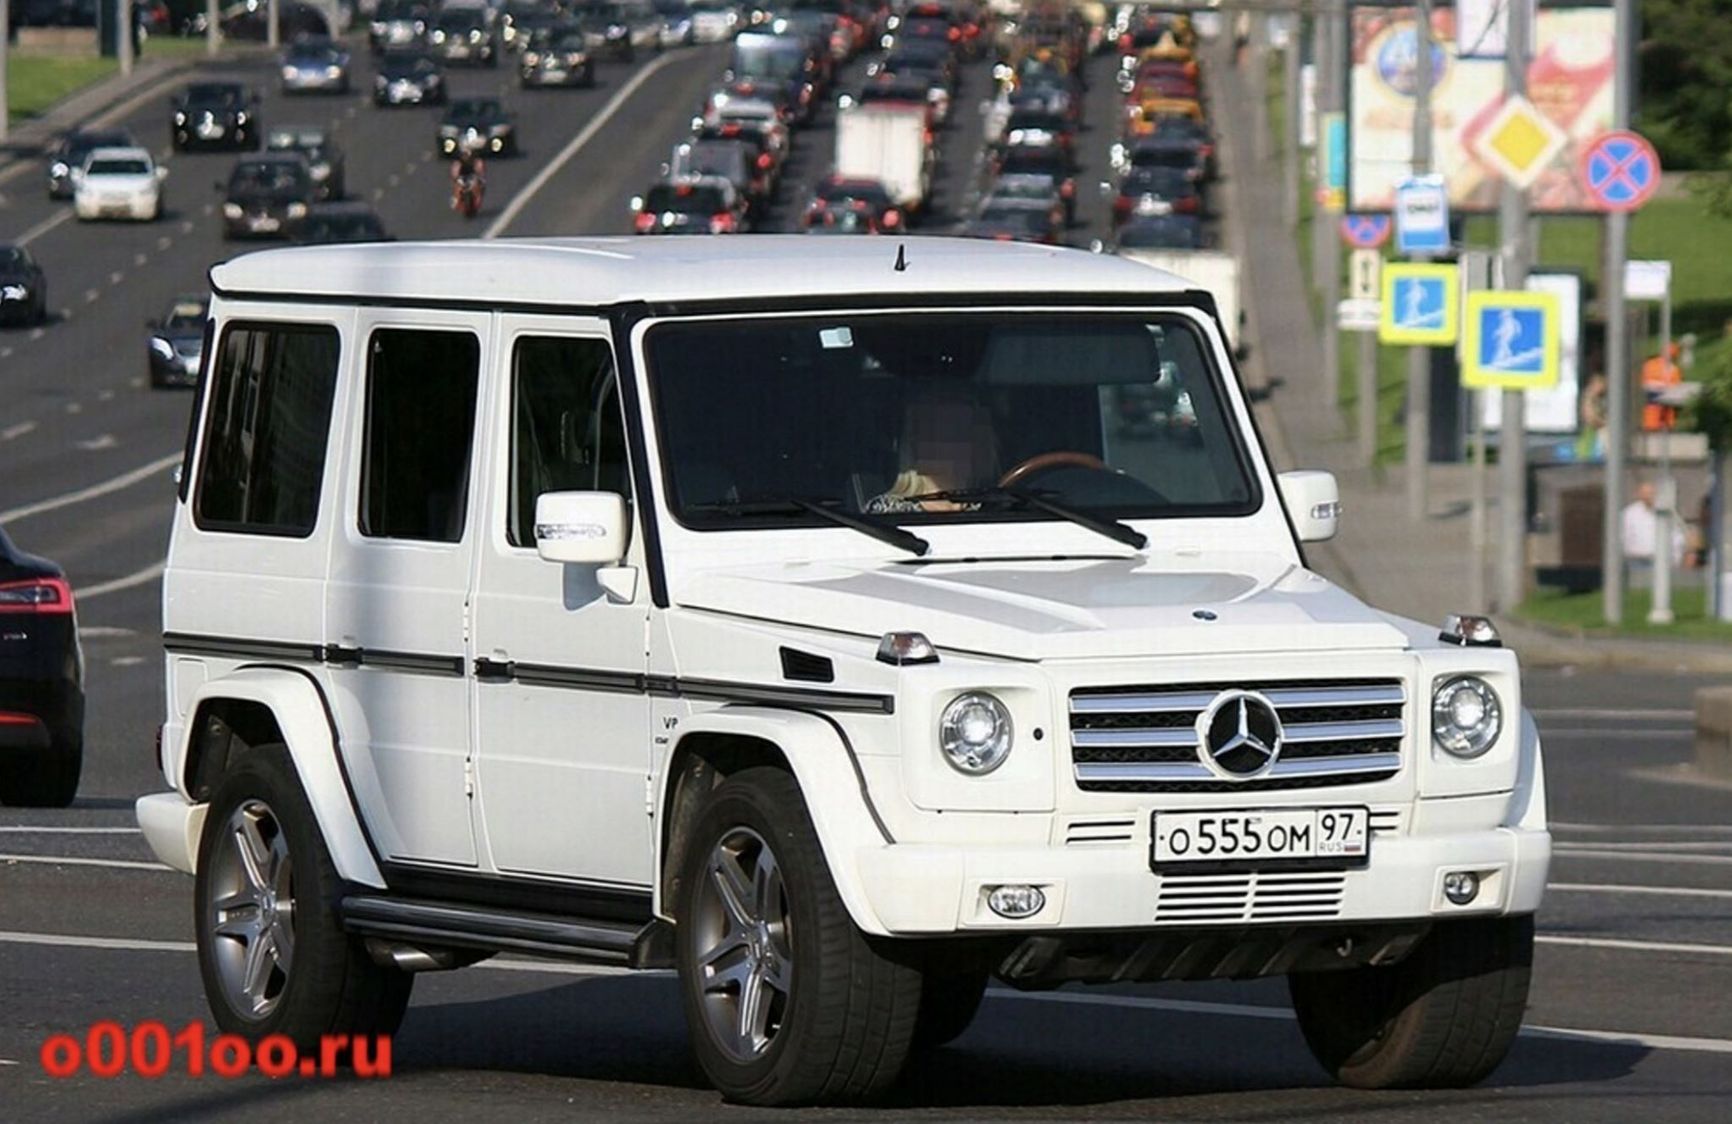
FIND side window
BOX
[508,336,630,548]
[194,322,340,536]
[360,328,481,543]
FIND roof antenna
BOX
[893,243,908,273]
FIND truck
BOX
[1114,247,1245,357]
[834,101,932,215]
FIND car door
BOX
[322,311,490,867]
[469,316,653,887]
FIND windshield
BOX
[87,159,150,176]
[163,299,209,328]
[649,313,1256,529]
[646,183,726,211]
[231,165,307,192]
[0,248,29,269]
[186,85,241,107]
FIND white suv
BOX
[138,236,1549,1105]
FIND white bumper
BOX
[854,825,1550,934]
[136,791,206,875]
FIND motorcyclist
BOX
[450,139,487,213]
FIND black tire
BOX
[1289,915,1534,1090]
[0,734,82,807]
[675,766,921,1106]
[910,970,987,1050]
[194,745,411,1054]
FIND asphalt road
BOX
[3,30,1731,1124]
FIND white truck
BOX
[1115,247,1246,357]
[834,102,932,214]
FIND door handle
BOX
[323,644,362,667]
[475,657,514,683]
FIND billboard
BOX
[1348,4,1616,213]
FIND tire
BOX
[675,766,921,1106]
[1289,915,1534,1090]
[194,745,411,1054]
[910,970,987,1050]
[0,735,82,807]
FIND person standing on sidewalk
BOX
[1621,480,1685,579]
[1642,342,1683,431]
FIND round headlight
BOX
[939,692,1013,775]
[150,336,175,361]
[1432,676,1502,759]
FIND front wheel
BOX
[1289,915,1534,1089]
[676,766,921,1105]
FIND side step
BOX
[340,894,673,969]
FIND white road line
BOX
[1553,848,1732,866]
[1537,934,1732,958]
[1533,708,1694,721]
[0,930,193,953]
[1553,840,1732,852]
[80,626,138,638]
[0,451,180,525]
[0,826,140,834]
[65,401,83,413]
[1,421,36,441]
[1550,882,1732,901]
[16,209,73,247]
[27,326,44,341]
[112,656,146,667]
[485,48,686,239]
[76,561,165,601]
[82,289,100,304]
[74,433,118,451]
[109,271,124,285]
[0,853,172,872]
[1555,822,1732,834]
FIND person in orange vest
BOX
[1641,341,1682,430]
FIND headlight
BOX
[1432,676,1502,759]
[326,65,344,79]
[174,111,187,124]
[287,202,309,219]
[375,75,388,86]
[282,65,298,79]
[150,337,176,361]
[939,692,1013,775]
[223,202,243,218]
[310,163,331,180]
[51,161,69,176]
[236,111,248,125]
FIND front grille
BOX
[1154,870,1346,923]
[1069,679,1406,792]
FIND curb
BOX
[1501,617,1732,674]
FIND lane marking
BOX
[65,401,83,413]
[79,626,138,638]
[83,289,100,304]
[1,421,36,441]
[0,930,193,952]
[0,853,172,872]
[1537,934,1732,958]
[27,326,44,341]
[112,656,146,667]
[1532,708,1693,721]
[1555,822,1732,834]
[16,209,73,247]
[74,433,118,451]
[109,271,125,286]
[0,451,180,525]
[1552,840,1732,852]
[1550,882,1732,901]
[1553,848,1732,867]
[0,826,140,834]
[76,561,165,601]
[485,48,687,238]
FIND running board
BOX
[340,894,673,969]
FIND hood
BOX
[675,554,1410,662]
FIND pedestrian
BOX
[1576,370,1606,460]
[1641,342,1682,431]
[1621,480,1685,575]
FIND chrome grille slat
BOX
[1075,752,1401,784]
[1072,684,1404,713]
[1154,871,1349,923]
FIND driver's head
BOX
[897,380,997,493]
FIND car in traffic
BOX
[994,143,1075,224]
[803,174,903,230]
[369,0,430,53]
[1109,212,1203,250]
[170,82,259,151]
[689,0,741,43]
[374,49,448,106]
[1114,133,1209,187]
[279,35,353,94]
[430,6,500,66]
[666,139,758,213]
[291,202,393,244]
[146,293,209,388]
[0,244,49,328]
[958,199,1059,243]
[220,154,315,239]
[520,23,596,87]
[264,126,346,200]
[44,126,136,199]
[980,171,1064,230]
[578,1,639,60]
[438,98,518,157]
[803,200,880,233]
[501,0,559,51]
[653,0,694,47]
[630,177,746,233]
[73,147,166,222]
[1110,164,1201,228]
[0,527,83,808]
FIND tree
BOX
[1639,0,1732,174]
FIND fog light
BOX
[1443,871,1480,906]
[987,884,1045,919]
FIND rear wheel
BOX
[1289,915,1533,1089]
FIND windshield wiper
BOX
[915,486,1148,551]
[688,495,930,557]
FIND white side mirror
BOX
[1278,470,1340,543]
[534,491,627,565]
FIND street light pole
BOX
[119,0,134,77]
[207,0,220,56]
[269,0,281,51]
[1,0,10,146]
[1495,0,1532,611]
[1601,0,1634,623]
[1283,12,1300,230]
[1406,0,1435,522]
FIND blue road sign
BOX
[1462,290,1560,389]
[1340,213,1392,249]
[1379,262,1459,345]
[1579,130,1661,213]
[1394,175,1450,255]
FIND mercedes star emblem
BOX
[1198,691,1284,778]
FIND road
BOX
[3,29,1731,1124]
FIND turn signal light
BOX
[0,577,74,614]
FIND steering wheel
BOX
[998,451,1108,489]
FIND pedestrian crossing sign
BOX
[1461,290,1561,390]
[1379,262,1459,346]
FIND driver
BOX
[865,382,998,514]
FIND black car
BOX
[438,98,518,157]
[170,82,259,152]
[374,50,448,106]
[996,144,1076,224]
[430,8,500,66]
[45,126,136,199]
[264,125,346,200]
[146,293,210,388]
[292,203,393,244]
[0,245,49,328]
[279,35,354,94]
[1113,214,1204,250]
[1111,164,1201,228]
[369,0,432,53]
[0,528,84,808]
[220,154,316,239]
[577,2,637,61]
[959,201,1059,244]
[1122,134,1209,186]
[520,24,596,88]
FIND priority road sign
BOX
[1461,290,1561,390]
[1380,262,1459,346]
[1340,213,1392,249]
[1394,176,1450,256]
[1472,94,1567,190]
[1579,131,1662,213]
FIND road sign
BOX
[1337,299,1382,332]
[1379,262,1460,345]
[1340,213,1392,249]
[1394,175,1450,255]
[1317,112,1346,213]
[1579,130,1662,213]
[1472,94,1567,190]
[1462,290,1561,390]
[1349,249,1382,301]
[1624,259,1672,300]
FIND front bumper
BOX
[854,824,1550,934]
[137,792,206,874]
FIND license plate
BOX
[1152,807,1368,867]
[198,123,224,139]
[249,217,280,231]
[545,68,567,78]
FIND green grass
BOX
[6,56,118,124]
[1515,584,1732,642]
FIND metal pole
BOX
[1602,0,1633,624]
[1406,0,1434,521]
[0,0,9,146]
[1309,10,1331,296]
[1471,393,1489,609]
[1495,0,1532,611]
[268,0,280,50]
[207,0,220,56]
[1283,14,1301,230]
[1319,3,1345,421]
[119,0,134,76]
[1358,326,1378,466]
[1249,15,1269,164]
[1649,291,1676,622]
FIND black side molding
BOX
[340,895,669,968]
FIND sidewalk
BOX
[1209,42,1732,674]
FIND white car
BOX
[139,237,1547,1108]
[689,0,739,42]
[73,146,165,222]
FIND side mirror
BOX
[1278,470,1340,543]
[534,491,627,565]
